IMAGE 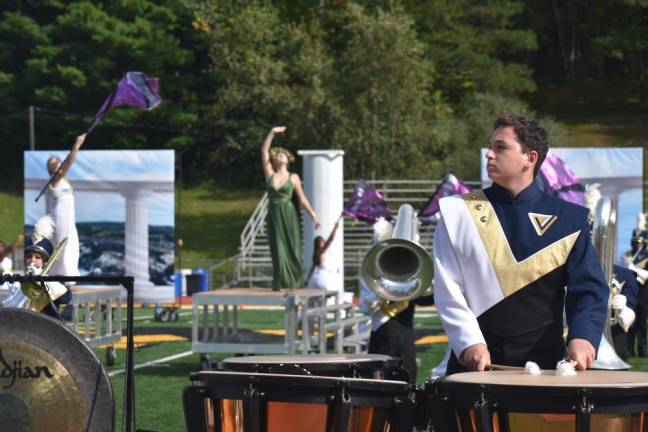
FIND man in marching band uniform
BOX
[625,220,648,356]
[1,216,68,318]
[433,112,609,374]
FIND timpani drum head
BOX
[220,354,407,380]
[444,369,648,388]
[432,370,648,432]
[0,308,114,432]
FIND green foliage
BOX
[326,4,448,179]
[524,0,648,82]
[7,0,639,187]
[445,92,567,180]
[0,0,209,177]
[404,0,538,101]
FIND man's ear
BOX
[527,150,538,168]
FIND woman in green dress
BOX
[261,126,320,290]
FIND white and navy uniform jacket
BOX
[614,265,639,312]
[434,181,608,373]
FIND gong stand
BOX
[0,274,136,432]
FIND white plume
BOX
[638,213,647,231]
[32,215,55,243]
[584,183,601,215]
[372,217,393,244]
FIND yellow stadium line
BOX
[255,329,336,337]
[415,335,448,345]
[99,334,188,349]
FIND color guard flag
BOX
[343,181,392,224]
[539,152,585,205]
[418,173,471,224]
[87,71,161,132]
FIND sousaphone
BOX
[591,196,630,370]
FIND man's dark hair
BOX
[493,112,548,177]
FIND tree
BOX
[325,4,451,179]
[0,0,210,182]
[193,3,334,185]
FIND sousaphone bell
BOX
[361,204,434,317]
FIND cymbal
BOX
[0,308,114,431]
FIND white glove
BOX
[26,262,43,276]
[629,263,648,284]
[618,307,636,332]
[611,294,627,310]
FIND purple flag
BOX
[343,181,392,224]
[418,173,472,224]
[539,153,585,205]
[88,71,161,132]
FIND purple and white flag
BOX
[88,71,161,132]
[418,173,471,224]
[343,181,392,224]
[539,152,585,205]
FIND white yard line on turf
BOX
[108,350,194,377]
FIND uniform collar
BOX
[490,180,542,204]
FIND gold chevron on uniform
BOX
[528,212,558,236]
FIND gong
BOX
[0,308,114,432]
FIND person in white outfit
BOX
[306,220,341,293]
[0,234,23,274]
[45,133,86,280]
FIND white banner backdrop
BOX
[481,147,643,263]
[24,150,175,302]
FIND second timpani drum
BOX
[218,354,409,381]
[183,354,414,432]
[425,369,648,432]
[183,371,415,432]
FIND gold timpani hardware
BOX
[591,196,630,370]
[361,204,434,317]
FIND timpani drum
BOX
[218,354,409,381]
[183,354,414,432]
[424,369,648,432]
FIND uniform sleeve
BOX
[433,216,486,358]
[616,266,639,310]
[564,218,608,351]
[358,278,375,315]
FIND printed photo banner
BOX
[25,150,175,301]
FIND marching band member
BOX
[359,217,434,383]
[610,264,639,359]
[434,112,609,374]
[626,219,648,356]
[1,216,68,318]
[583,184,638,358]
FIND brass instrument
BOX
[361,204,434,317]
[591,197,630,370]
[22,237,68,312]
